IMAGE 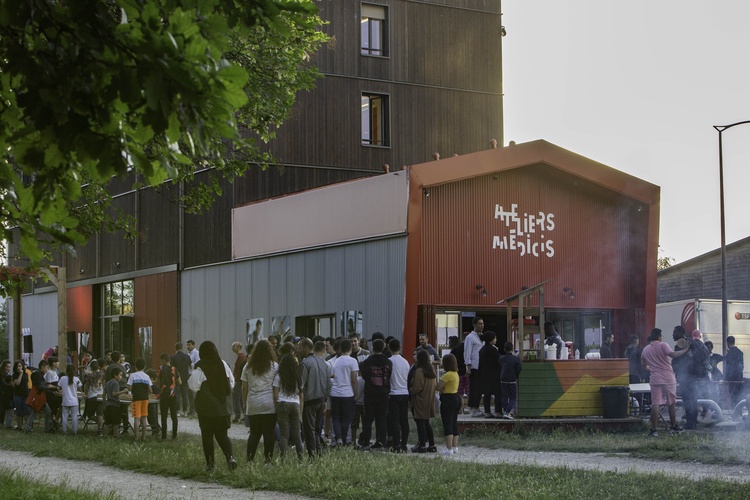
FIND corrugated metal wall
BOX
[181,237,407,356]
[16,292,57,358]
[419,165,649,309]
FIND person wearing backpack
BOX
[357,339,392,450]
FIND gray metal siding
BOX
[15,292,58,359]
[181,237,407,356]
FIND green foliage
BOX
[0,0,326,285]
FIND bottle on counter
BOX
[574,349,580,360]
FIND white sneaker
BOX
[452,447,458,454]
[440,449,453,457]
[470,409,484,418]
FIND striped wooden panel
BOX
[519,361,629,417]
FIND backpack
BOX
[687,339,711,377]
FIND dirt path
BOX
[1,417,747,499]
[0,449,309,500]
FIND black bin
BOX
[600,386,629,418]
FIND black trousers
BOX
[160,395,178,438]
[414,418,434,447]
[360,393,388,446]
[247,413,277,462]
[468,369,481,408]
[388,394,410,449]
[302,399,325,458]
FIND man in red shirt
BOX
[231,341,247,423]
[641,328,690,437]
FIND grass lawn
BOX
[0,469,115,499]
[1,428,750,499]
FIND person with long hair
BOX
[409,349,437,453]
[242,339,278,462]
[188,340,236,471]
[11,360,30,429]
[0,360,14,428]
[436,353,461,456]
[273,352,304,461]
[477,331,501,418]
[59,363,82,435]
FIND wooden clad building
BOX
[9,1,505,365]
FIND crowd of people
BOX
[631,326,744,436]
[1,323,525,471]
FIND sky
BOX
[502,1,750,264]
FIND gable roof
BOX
[408,139,659,205]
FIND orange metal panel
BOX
[134,272,179,369]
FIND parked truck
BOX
[656,299,750,378]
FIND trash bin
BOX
[600,386,629,418]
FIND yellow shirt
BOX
[440,371,459,394]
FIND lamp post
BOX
[713,120,750,351]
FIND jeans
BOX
[501,382,518,414]
[301,399,325,458]
[388,394,410,449]
[247,413,277,462]
[62,405,79,434]
[25,403,51,432]
[330,396,355,445]
[177,383,190,413]
[360,393,389,446]
[679,376,698,428]
[160,395,178,438]
[276,401,303,460]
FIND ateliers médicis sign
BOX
[492,203,555,257]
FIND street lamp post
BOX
[713,120,750,352]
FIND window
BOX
[361,93,389,146]
[361,4,387,56]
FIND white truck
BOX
[656,298,750,378]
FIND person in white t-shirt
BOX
[242,339,278,462]
[388,338,411,452]
[272,352,303,461]
[329,339,358,446]
[58,364,82,435]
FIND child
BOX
[83,360,106,436]
[157,352,180,440]
[104,369,127,436]
[127,358,152,442]
[58,364,82,435]
[145,369,161,437]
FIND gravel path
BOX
[1,416,748,499]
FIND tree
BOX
[657,246,675,271]
[0,0,326,292]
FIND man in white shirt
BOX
[464,317,484,418]
[388,338,411,452]
[186,339,200,416]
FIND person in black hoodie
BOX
[358,339,392,449]
[188,341,236,471]
[499,342,522,419]
[477,331,501,418]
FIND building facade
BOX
[9,1,505,365]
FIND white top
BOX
[389,354,410,396]
[330,355,358,398]
[241,361,278,415]
[58,376,82,407]
[273,373,300,405]
[188,348,200,373]
[44,370,59,385]
[464,330,482,369]
[187,360,235,393]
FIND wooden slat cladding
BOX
[316,0,503,92]
[138,184,180,269]
[418,164,649,309]
[263,77,503,169]
[134,272,178,369]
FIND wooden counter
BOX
[517,359,629,417]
